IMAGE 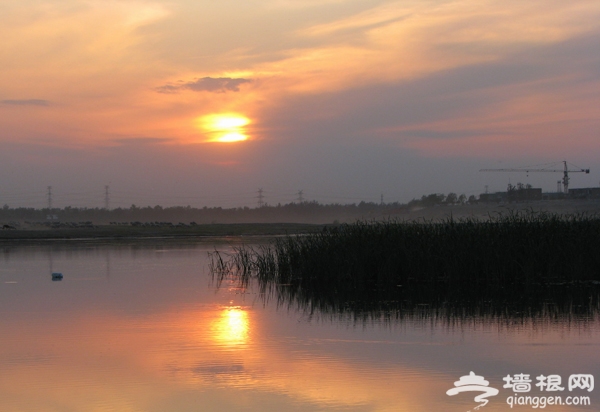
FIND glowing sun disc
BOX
[197,113,251,143]
[199,114,249,130]
[216,133,248,143]
[214,117,249,129]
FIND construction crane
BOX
[480,161,589,194]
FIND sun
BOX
[218,132,247,143]
[198,113,250,143]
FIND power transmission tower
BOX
[380,193,384,205]
[258,188,264,207]
[47,186,52,209]
[297,190,304,203]
[104,185,110,210]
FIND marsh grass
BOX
[210,210,600,319]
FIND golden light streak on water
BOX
[212,306,249,346]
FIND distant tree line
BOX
[409,192,476,208]
[0,194,478,225]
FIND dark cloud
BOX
[401,129,490,140]
[110,137,174,146]
[2,99,49,106]
[156,77,251,94]
[262,30,600,146]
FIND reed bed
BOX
[210,210,600,318]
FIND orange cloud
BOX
[1,0,599,155]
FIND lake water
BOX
[1,240,598,412]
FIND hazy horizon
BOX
[2,1,599,209]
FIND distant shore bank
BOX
[1,200,599,242]
[0,223,324,242]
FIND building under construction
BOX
[569,187,600,199]
[479,161,596,202]
[479,185,600,203]
[479,183,542,203]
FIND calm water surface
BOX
[0,241,598,412]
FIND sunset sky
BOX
[1,0,599,208]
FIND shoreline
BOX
[2,200,599,242]
[0,223,325,242]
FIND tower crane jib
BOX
[479,161,590,194]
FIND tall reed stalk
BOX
[211,210,600,318]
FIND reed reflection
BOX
[210,231,600,327]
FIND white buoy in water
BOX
[52,272,63,280]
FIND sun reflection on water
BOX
[212,307,249,347]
